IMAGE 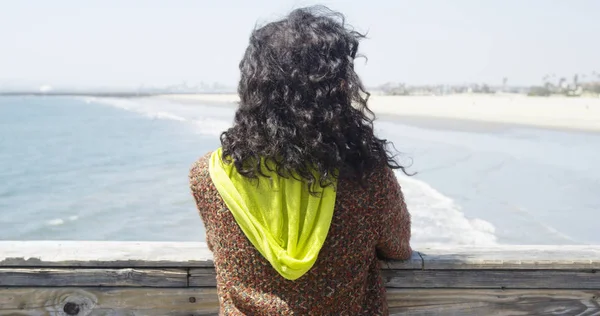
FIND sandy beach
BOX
[159,94,600,132]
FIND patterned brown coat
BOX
[189,152,412,315]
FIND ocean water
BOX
[1,96,598,246]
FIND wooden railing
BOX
[1,241,599,315]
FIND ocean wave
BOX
[86,97,188,122]
[86,97,230,136]
[146,111,187,121]
[46,218,65,226]
[46,215,79,226]
[193,118,231,137]
[395,170,498,246]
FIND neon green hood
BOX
[208,147,337,281]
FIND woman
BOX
[189,6,412,315]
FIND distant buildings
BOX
[2,74,599,98]
[374,82,503,96]
[375,73,600,97]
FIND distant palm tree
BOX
[559,77,567,87]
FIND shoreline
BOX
[157,94,600,133]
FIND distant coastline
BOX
[3,71,599,99]
[2,90,598,99]
[3,92,599,132]
[0,91,235,98]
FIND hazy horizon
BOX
[2,0,599,90]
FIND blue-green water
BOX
[0,96,213,241]
[1,96,599,245]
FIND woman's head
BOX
[220,6,410,193]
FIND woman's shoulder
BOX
[358,164,398,189]
[352,164,402,203]
[189,151,214,187]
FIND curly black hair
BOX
[220,6,412,194]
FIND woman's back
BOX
[188,5,412,315]
[189,151,411,315]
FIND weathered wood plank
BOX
[420,245,600,270]
[190,268,217,287]
[2,288,599,316]
[188,268,600,289]
[382,251,423,270]
[0,268,188,287]
[5,266,598,291]
[0,288,219,316]
[386,289,600,316]
[5,242,600,271]
[0,241,214,267]
[383,269,600,289]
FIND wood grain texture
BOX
[419,245,600,270]
[383,251,423,270]
[0,268,188,287]
[2,288,599,316]
[189,268,216,287]
[0,288,219,316]
[6,267,598,290]
[4,242,600,271]
[383,269,600,289]
[3,241,600,315]
[386,289,600,316]
[187,268,600,290]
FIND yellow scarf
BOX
[208,147,337,280]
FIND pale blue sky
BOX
[1,0,599,89]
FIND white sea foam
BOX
[86,97,186,121]
[46,216,79,226]
[86,97,134,111]
[395,170,498,246]
[46,218,65,226]
[146,111,187,121]
[88,97,230,136]
[193,117,232,136]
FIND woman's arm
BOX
[375,167,412,260]
[188,153,216,252]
